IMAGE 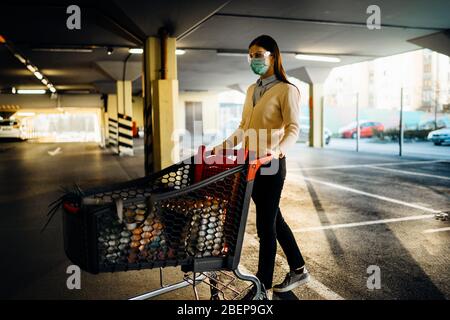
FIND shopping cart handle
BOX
[196,145,274,181]
[197,145,248,163]
[247,153,274,181]
[255,154,274,165]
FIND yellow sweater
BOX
[216,82,300,158]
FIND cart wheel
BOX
[251,286,266,300]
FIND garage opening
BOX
[18,109,102,143]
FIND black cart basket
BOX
[55,146,272,276]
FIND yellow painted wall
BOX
[132,91,219,137]
[132,96,144,127]
[177,91,219,135]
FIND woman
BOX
[214,35,309,299]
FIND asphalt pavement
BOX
[0,139,448,299]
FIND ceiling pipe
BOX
[123,53,132,82]
[158,27,169,80]
[214,13,444,31]
[122,52,132,116]
[25,44,383,58]
[176,1,232,41]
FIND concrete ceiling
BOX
[177,0,450,90]
[0,0,449,95]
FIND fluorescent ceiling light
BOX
[176,49,186,55]
[16,112,35,116]
[129,48,143,54]
[295,54,341,63]
[42,79,48,85]
[49,87,57,93]
[17,89,46,94]
[11,87,16,94]
[33,48,93,53]
[34,71,43,80]
[216,50,248,57]
[14,53,27,64]
[26,65,36,73]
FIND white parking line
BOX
[422,227,450,234]
[367,165,450,180]
[292,214,435,233]
[288,159,448,172]
[304,276,345,300]
[244,232,345,300]
[288,174,442,214]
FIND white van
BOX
[0,119,26,140]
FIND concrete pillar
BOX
[107,94,119,152]
[143,35,179,173]
[96,59,141,155]
[289,67,331,148]
[117,80,134,156]
[309,83,325,148]
[99,106,107,148]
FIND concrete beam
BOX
[408,31,450,57]
[0,94,103,109]
[288,66,331,85]
[288,66,332,148]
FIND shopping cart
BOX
[46,145,273,300]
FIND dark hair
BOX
[249,35,295,87]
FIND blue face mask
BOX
[250,58,269,76]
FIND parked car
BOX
[418,118,449,130]
[0,119,26,140]
[427,128,450,145]
[339,121,384,139]
[298,124,331,145]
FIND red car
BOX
[340,121,384,139]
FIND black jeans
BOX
[251,157,305,289]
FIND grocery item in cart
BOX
[159,196,229,258]
[97,200,176,267]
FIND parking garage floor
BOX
[0,140,448,300]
